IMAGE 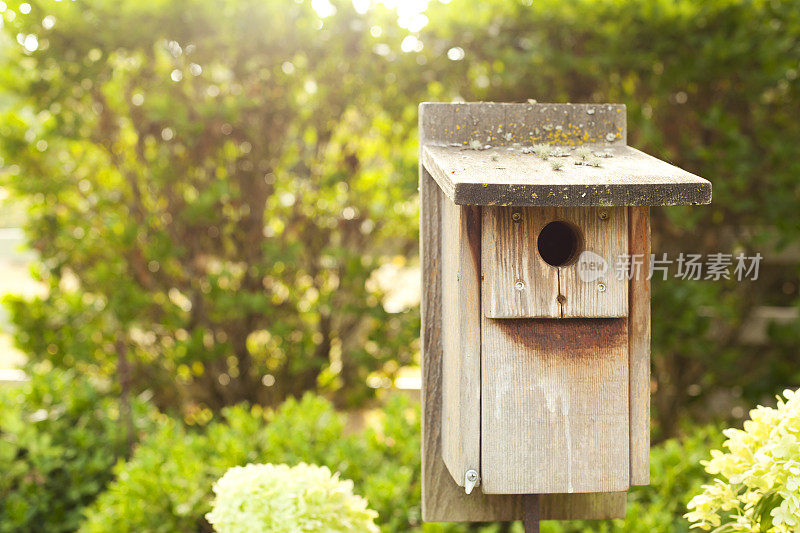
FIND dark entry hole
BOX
[537,221,582,267]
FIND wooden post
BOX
[524,495,540,533]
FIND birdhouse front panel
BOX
[480,202,631,494]
[481,317,629,494]
[482,206,628,319]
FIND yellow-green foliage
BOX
[206,463,378,533]
[686,389,800,531]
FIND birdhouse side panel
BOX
[441,198,482,485]
[628,206,651,485]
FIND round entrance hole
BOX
[537,221,582,267]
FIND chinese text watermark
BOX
[576,252,762,283]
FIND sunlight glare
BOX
[311,0,336,18]
[352,0,370,14]
[377,0,429,32]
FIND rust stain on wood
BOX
[494,318,627,357]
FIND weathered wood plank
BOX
[441,198,481,484]
[421,165,523,522]
[421,106,521,522]
[559,206,628,318]
[422,144,711,207]
[629,206,651,485]
[482,206,627,318]
[481,318,630,494]
[482,206,560,318]
[418,102,711,207]
[539,492,627,519]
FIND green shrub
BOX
[686,388,800,532]
[80,391,727,533]
[0,367,156,533]
[206,463,379,532]
[79,393,427,533]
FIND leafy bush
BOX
[79,393,425,533]
[206,463,378,533]
[0,368,155,533]
[79,390,729,533]
[686,388,800,532]
[0,0,420,412]
[544,425,724,533]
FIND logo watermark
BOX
[577,251,608,283]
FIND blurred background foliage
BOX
[0,0,423,412]
[0,0,798,530]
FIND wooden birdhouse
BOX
[419,102,711,525]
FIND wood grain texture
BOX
[421,105,627,522]
[423,145,711,207]
[481,318,630,494]
[629,206,651,485]
[539,492,627,520]
[559,206,628,318]
[418,102,711,207]
[482,206,627,318]
[482,206,560,318]
[441,198,481,484]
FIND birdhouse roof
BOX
[420,102,711,207]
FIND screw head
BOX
[514,280,525,291]
[511,211,522,223]
[597,283,607,292]
[464,469,480,495]
[556,294,566,304]
[598,210,609,220]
